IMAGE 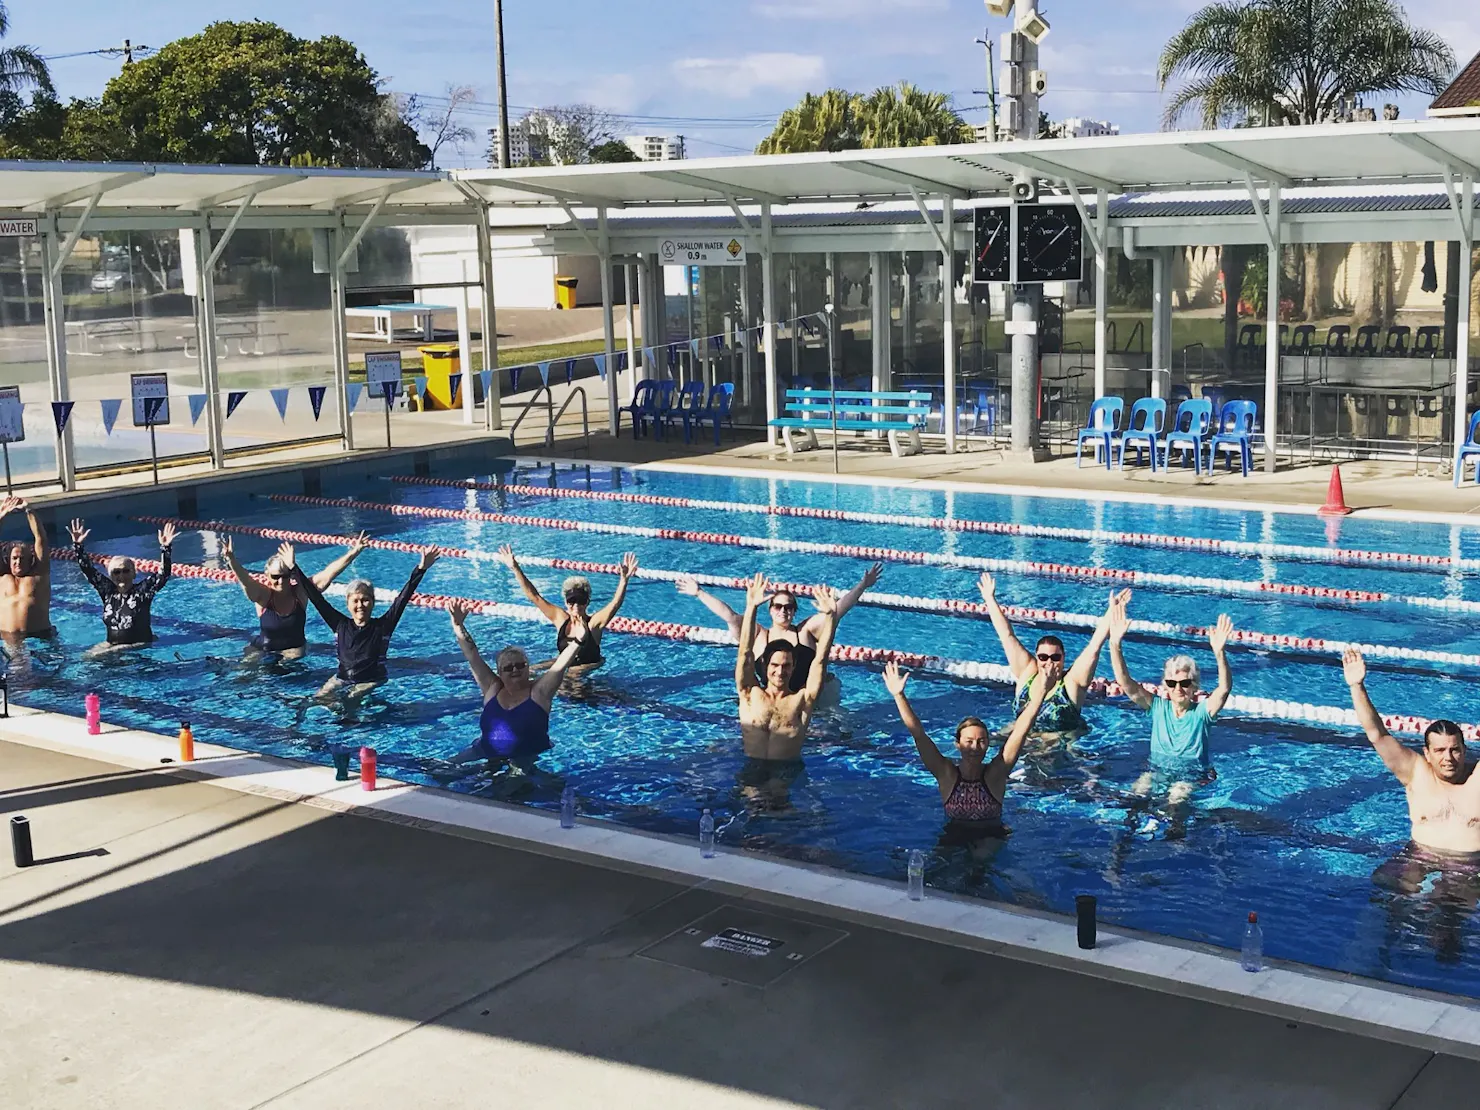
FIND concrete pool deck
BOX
[3,708,1479,1108]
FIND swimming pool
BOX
[11,460,1480,999]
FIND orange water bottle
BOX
[178,722,194,763]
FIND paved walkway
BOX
[2,741,1475,1109]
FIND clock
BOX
[1014,203,1084,283]
[972,206,1010,283]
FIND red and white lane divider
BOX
[391,474,1471,573]
[126,515,1480,671]
[53,549,1475,741]
[257,493,1480,614]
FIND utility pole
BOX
[493,0,511,169]
[972,31,997,142]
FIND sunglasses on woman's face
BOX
[267,574,284,582]
[1036,652,1063,662]
[772,602,797,612]
[1164,677,1196,689]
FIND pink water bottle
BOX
[359,746,377,791]
[85,693,100,735]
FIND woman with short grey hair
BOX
[222,531,369,659]
[496,543,637,671]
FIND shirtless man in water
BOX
[735,573,839,805]
[0,497,51,637]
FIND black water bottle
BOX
[1075,894,1096,949]
[11,814,33,868]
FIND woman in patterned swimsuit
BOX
[69,518,179,652]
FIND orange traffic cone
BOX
[1317,465,1353,516]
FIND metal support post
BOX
[761,203,779,440]
[1151,248,1168,398]
[195,221,226,468]
[328,220,355,450]
[941,196,957,452]
[457,258,474,425]
[1094,189,1108,399]
[39,220,74,488]
[739,259,754,411]
[476,213,502,430]
[1263,186,1282,472]
[1454,176,1474,462]
[598,207,618,436]
[624,263,638,405]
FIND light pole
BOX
[493,0,511,168]
[973,31,997,143]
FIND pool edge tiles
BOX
[4,703,1478,1058]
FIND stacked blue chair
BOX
[1209,400,1259,475]
[1162,398,1214,475]
[664,380,705,439]
[650,380,679,440]
[620,380,658,438]
[685,382,735,446]
[1454,411,1480,486]
[1075,397,1124,470]
[1117,397,1167,471]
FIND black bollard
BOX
[1075,894,1097,949]
[11,814,33,868]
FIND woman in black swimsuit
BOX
[497,543,637,672]
[222,532,369,659]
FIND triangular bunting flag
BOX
[690,338,701,359]
[100,398,122,436]
[510,366,522,394]
[538,361,551,387]
[413,376,427,402]
[479,370,492,398]
[226,391,248,418]
[617,351,627,372]
[565,358,577,385]
[593,354,607,381]
[308,385,327,420]
[667,344,679,367]
[142,397,166,425]
[187,394,208,426]
[643,346,656,369]
[51,401,75,435]
[381,381,398,409]
[447,374,462,403]
[710,335,723,351]
[270,388,290,420]
[346,382,363,412]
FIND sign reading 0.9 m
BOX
[660,238,747,266]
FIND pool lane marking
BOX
[388,474,1466,574]
[55,548,1475,742]
[120,516,1480,672]
[254,493,1480,614]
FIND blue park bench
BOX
[769,388,932,458]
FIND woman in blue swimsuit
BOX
[222,532,369,659]
[446,600,589,769]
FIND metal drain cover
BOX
[636,905,847,988]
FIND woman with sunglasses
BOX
[1108,594,1233,802]
[497,544,637,672]
[445,600,589,768]
[221,533,370,660]
[978,573,1127,740]
[676,561,882,695]
[68,518,178,649]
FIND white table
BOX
[345,303,451,344]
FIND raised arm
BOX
[802,586,840,704]
[677,575,742,636]
[497,543,563,624]
[978,573,1034,679]
[67,518,111,597]
[883,662,953,784]
[281,542,344,631]
[998,679,1049,772]
[382,549,437,635]
[1202,614,1234,718]
[532,637,585,708]
[449,601,498,699]
[803,562,881,635]
[1107,594,1154,710]
[591,552,638,631]
[136,523,177,602]
[1343,649,1420,784]
[222,536,273,607]
[735,572,768,694]
[10,499,47,564]
[312,531,370,590]
[1065,589,1127,702]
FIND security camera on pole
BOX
[986,0,1052,460]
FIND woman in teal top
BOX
[1107,594,1234,804]
[979,573,1126,740]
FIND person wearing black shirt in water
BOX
[276,541,439,716]
[69,517,179,651]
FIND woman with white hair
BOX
[446,600,588,768]
[68,517,178,648]
[496,543,637,672]
[222,532,369,659]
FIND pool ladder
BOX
[507,386,590,453]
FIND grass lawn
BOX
[348,338,610,381]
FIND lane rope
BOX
[390,474,1470,573]
[55,548,1474,742]
[258,493,1480,614]
[126,516,1480,671]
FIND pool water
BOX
[11,461,1480,999]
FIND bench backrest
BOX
[782,388,930,423]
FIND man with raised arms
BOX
[0,496,51,637]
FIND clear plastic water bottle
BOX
[699,809,716,858]
[1241,911,1263,971]
[559,784,576,829]
[907,849,925,900]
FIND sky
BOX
[9,0,1480,168]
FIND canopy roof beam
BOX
[1442,171,1475,250]
[1186,143,1292,188]
[980,152,1120,194]
[49,188,106,277]
[848,161,969,201]
[559,201,603,255]
[206,186,273,268]
[1244,172,1278,250]
[1388,132,1480,182]
[29,171,148,212]
[190,174,307,211]
[337,193,388,270]
[320,178,431,211]
[1061,180,1103,255]
[644,168,786,205]
[906,186,951,255]
[724,197,755,235]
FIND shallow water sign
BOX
[637,905,846,987]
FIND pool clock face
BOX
[1015,203,1085,283]
[972,207,1010,283]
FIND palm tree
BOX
[0,3,52,100]
[856,82,973,148]
[756,89,860,155]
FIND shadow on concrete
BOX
[0,766,195,816]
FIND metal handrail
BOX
[507,386,553,450]
[549,387,591,452]
[1123,320,1145,353]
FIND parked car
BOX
[91,270,130,292]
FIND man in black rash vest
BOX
[496,543,637,673]
[276,541,440,718]
[69,517,178,652]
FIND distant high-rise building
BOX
[623,135,686,161]
[1054,117,1120,138]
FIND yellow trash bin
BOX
[554,275,579,310]
[418,343,462,410]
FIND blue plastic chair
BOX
[1455,410,1480,486]
[686,382,735,446]
[1117,397,1167,471]
[965,384,999,435]
[1161,399,1214,475]
[620,380,657,438]
[1209,400,1259,475]
[1075,397,1125,469]
[664,380,705,438]
[650,380,678,440]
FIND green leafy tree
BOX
[757,85,970,154]
[756,89,862,154]
[590,139,641,163]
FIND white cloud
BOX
[672,53,826,98]
[753,0,945,18]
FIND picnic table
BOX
[345,303,451,344]
[178,316,288,359]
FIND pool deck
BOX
[3,709,1479,1108]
